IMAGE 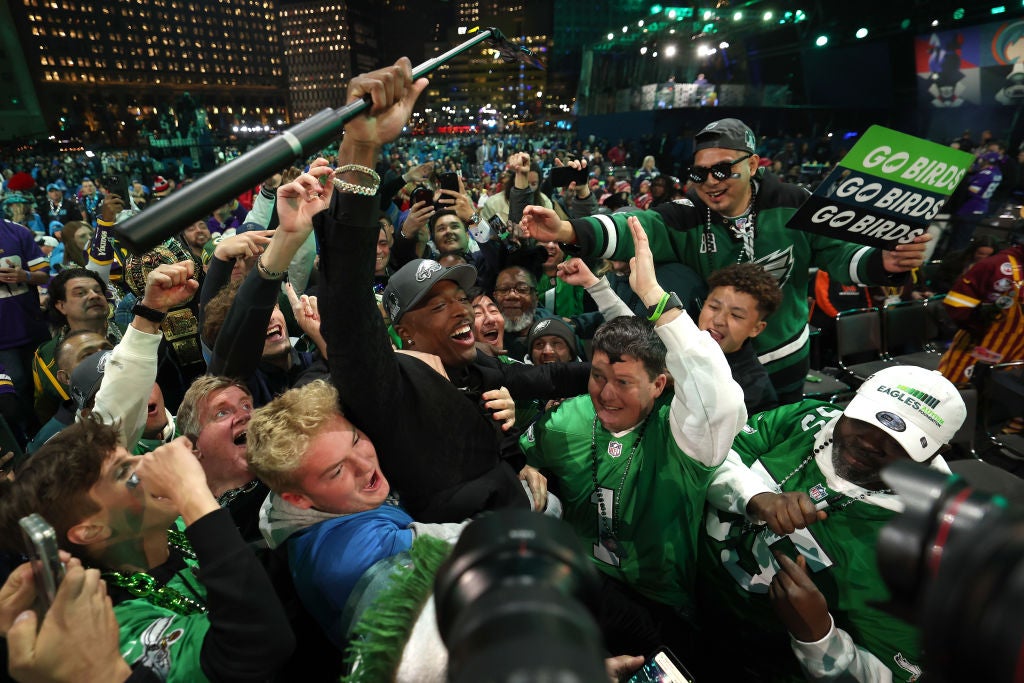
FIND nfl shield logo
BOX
[808,484,828,502]
[608,441,623,458]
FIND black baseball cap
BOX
[383,258,477,324]
[526,318,578,359]
[694,118,757,155]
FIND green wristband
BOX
[647,292,671,322]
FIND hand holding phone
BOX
[18,514,65,617]
[549,165,589,188]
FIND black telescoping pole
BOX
[112,28,505,254]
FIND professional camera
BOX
[877,460,1024,683]
[434,509,606,682]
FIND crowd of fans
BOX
[0,57,1020,683]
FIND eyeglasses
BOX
[493,284,533,297]
[687,154,752,184]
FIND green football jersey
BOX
[115,554,211,682]
[522,392,717,611]
[698,400,924,682]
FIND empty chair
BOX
[883,300,942,371]
[835,307,902,386]
[981,361,1024,459]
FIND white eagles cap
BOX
[843,366,966,462]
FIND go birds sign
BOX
[786,125,975,249]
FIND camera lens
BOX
[434,510,606,683]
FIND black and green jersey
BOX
[698,400,924,682]
[522,393,717,611]
[115,554,211,682]
[567,170,898,394]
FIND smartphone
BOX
[627,648,695,683]
[438,171,460,193]
[549,165,589,188]
[410,185,434,207]
[19,514,65,614]
[101,174,131,204]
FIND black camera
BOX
[877,460,1024,683]
[434,510,607,682]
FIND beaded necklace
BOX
[102,530,207,616]
[589,412,652,558]
[742,438,893,535]
[703,180,758,271]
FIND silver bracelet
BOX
[332,177,379,196]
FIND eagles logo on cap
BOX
[534,319,551,333]
[415,260,442,282]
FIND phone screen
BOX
[549,165,589,188]
[627,649,694,683]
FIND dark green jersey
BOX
[567,171,898,393]
[522,393,717,610]
[115,554,211,683]
[699,400,924,682]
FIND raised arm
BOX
[625,215,746,466]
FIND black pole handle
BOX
[112,28,511,254]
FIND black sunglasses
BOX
[688,153,752,184]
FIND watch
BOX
[132,302,167,324]
[468,212,481,225]
[647,291,683,322]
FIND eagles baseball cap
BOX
[694,118,757,155]
[843,366,966,462]
[526,318,578,359]
[383,258,477,325]
[69,349,112,410]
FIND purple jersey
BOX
[957,166,1002,217]
[0,219,50,349]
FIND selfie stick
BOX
[112,27,544,254]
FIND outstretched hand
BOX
[275,161,335,237]
[626,215,661,304]
[521,205,570,243]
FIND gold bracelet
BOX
[332,177,379,197]
[335,164,381,185]
[256,253,286,280]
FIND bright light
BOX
[763,10,773,21]
[733,10,742,20]
[992,6,1006,14]
[640,46,648,55]
[607,32,614,40]
[651,4,663,13]
[931,19,939,26]
[537,91,543,98]
[665,45,677,57]
[815,35,828,46]
[719,41,730,49]
[622,25,628,32]
[703,10,713,20]
[697,44,710,56]
[855,27,868,38]
[85,150,95,158]
[457,26,467,35]
[953,8,965,19]
[653,51,659,57]
[668,9,676,19]
[638,19,644,27]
